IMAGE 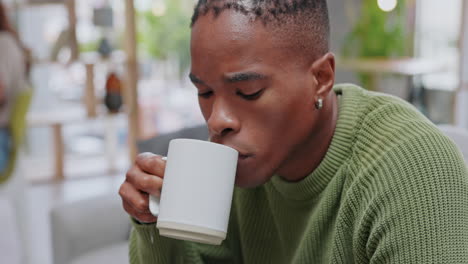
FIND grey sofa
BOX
[50,125,209,264]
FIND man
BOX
[119,0,468,263]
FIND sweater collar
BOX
[269,84,362,201]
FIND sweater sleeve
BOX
[361,132,468,263]
[129,217,238,264]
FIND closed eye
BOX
[237,89,264,100]
[198,91,213,99]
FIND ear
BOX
[310,52,335,100]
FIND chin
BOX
[234,167,272,189]
[233,154,277,188]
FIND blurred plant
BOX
[137,0,191,77]
[79,41,98,53]
[342,0,407,89]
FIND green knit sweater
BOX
[129,84,468,263]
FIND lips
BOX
[212,141,252,160]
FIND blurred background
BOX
[0,0,467,263]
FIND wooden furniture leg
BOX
[52,124,65,181]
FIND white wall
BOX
[455,0,468,128]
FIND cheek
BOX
[198,99,212,121]
[259,92,313,133]
[247,91,315,161]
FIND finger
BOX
[123,200,157,223]
[125,166,163,196]
[119,181,152,213]
[135,152,166,177]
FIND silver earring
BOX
[315,98,323,110]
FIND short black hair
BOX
[191,0,330,60]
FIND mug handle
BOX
[149,156,167,217]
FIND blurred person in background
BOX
[0,1,30,173]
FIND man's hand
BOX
[119,152,166,223]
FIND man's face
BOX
[190,11,321,188]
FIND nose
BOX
[207,99,240,139]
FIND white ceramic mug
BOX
[149,139,238,245]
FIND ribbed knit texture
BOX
[129,84,468,263]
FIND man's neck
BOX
[277,92,339,182]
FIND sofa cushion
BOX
[51,194,131,264]
[70,242,128,264]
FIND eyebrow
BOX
[188,71,269,86]
[189,73,206,85]
[224,72,268,83]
